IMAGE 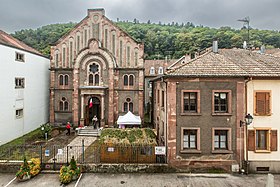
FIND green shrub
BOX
[59,156,81,184]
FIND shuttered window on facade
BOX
[255,91,271,115]
[248,129,277,152]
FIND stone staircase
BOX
[76,126,100,137]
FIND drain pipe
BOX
[242,77,252,174]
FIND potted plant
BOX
[16,157,31,181]
[59,156,81,184]
[29,158,41,177]
[69,156,81,180]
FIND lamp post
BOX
[240,113,253,174]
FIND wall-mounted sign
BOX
[57,149,63,155]
[155,146,166,155]
[45,149,50,157]
[107,147,115,152]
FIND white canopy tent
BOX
[117,111,141,128]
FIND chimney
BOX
[260,45,265,54]
[212,40,218,53]
[243,41,247,49]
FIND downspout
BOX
[244,77,252,174]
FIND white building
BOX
[0,30,50,145]
[247,79,280,173]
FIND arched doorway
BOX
[87,97,100,127]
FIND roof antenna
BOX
[238,16,250,48]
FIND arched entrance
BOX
[87,97,100,127]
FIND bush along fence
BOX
[0,144,166,170]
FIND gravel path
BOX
[49,136,97,163]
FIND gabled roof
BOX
[167,48,280,77]
[54,9,142,46]
[0,30,44,56]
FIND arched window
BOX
[59,74,69,86]
[124,98,133,112]
[129,102,133,112]
[59,101,64,110]
[64,101,69,111]
[89,74,94,85]
[124,75,128,86]
[59,97,69,111]
[88,63,100,86]
[129,75,134,86]
[65,75,69,85]
[55,50,59,67]
[119,40,123,66]
[59,75,64,85]
[94,74,99,86]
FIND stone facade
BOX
[153,77,245,170]
[50,9,144,127]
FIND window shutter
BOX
[248,130,255,151]
[256,92,266,115]
[265,92,271,114]
[271,130,277,151]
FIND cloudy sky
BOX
[1,0,280,33]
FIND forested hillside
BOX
[12,21,280,59]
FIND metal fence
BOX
[0,144,166,170]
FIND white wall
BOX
[0,44,50,145]
[247,80,280,160]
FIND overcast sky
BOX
[1,0,280,33]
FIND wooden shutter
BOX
[248,130,255,151]
[271,130,278,151]
[265,92,271,114]
[255,92,271,115]
[255,92,265,115]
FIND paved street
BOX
[1,173,280,187]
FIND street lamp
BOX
[240,113,253,174]
[240,113,253,127]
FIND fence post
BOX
[67,146,69,164]
[40,145,43,169]
[53,146,56,171]
[82,139,85,163]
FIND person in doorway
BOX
[66,122,71,135]
[92,115,98,129]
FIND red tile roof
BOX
[167,48,280,77]
[0,30,43,56]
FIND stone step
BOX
[78,129,100,137]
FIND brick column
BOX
[73,69,79,125]
[49,90,55,123]
[80,94,85,126]
[101,94,105,127]
[167,82,177,164]
[236,81,245,167]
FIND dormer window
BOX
[158,67,163,74]
[150,67,155,75]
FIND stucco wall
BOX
[247,79,280,161]
[0,44,49,145]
